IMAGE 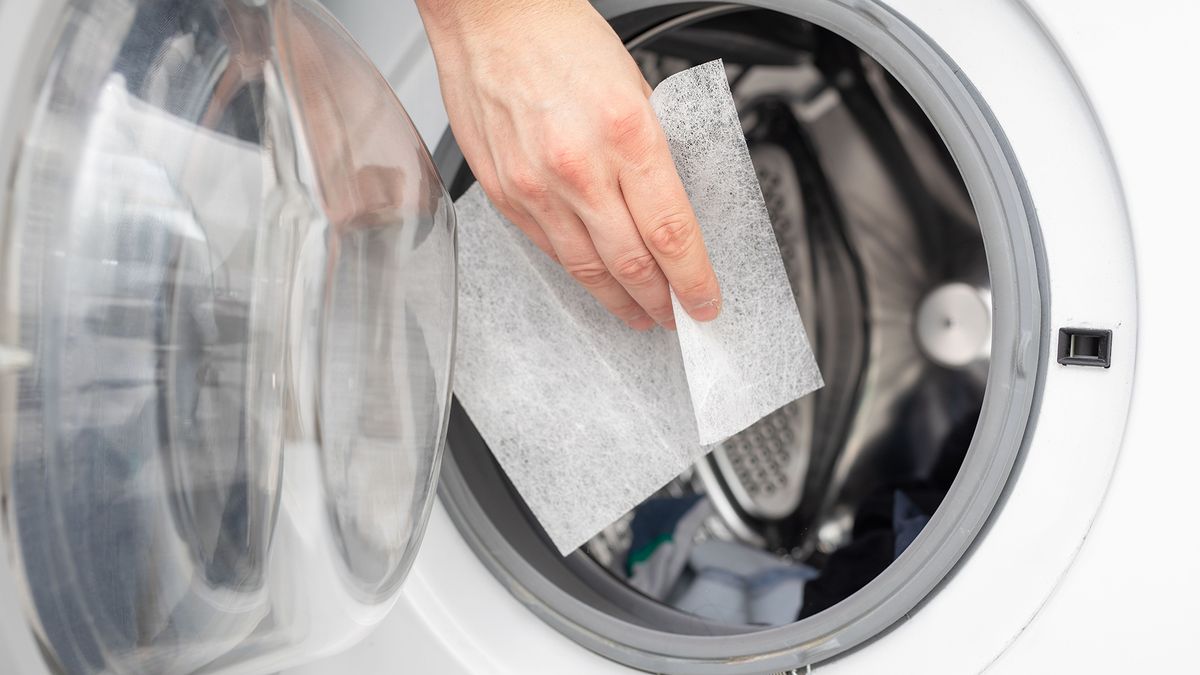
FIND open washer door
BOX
[0,1,456,673]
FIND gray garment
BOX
[670,540,818,626]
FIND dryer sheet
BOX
[453,60,823,554]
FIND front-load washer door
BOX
[0,1,455,673]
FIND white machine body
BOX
[1,0,1196,673]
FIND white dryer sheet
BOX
[453,60,822,554]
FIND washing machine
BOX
[0,1,1196,674]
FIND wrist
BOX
[415,0,573,41]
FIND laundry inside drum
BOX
[440,3,994,644]
[570,16,991,622]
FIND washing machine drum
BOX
[431,3,1044,673]
[0,1,455,672]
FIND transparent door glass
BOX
[0,1,455,673]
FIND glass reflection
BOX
[1,1,455,673]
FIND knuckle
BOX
[645,210,698,262]
[543,142,594,192]
[612,300,644,321]
[611,250,661,286]
[604,104,656,158]
[673,272,715,300]
[645,303,675,321]
[563,259,614,288]
[506,166,549,202]
[653,301,676,317]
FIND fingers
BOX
[461,95,720,329]
[469,147,558,259]
[536,206,655,331]
[535,139,675,327]
[614,112,722,323]
[481,183,557,261]
[574,193,675,328]
[494,154,652,330]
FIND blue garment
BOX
[892,490,931,558]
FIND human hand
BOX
[415,0,721,330]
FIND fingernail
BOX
[690,298,720,322]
